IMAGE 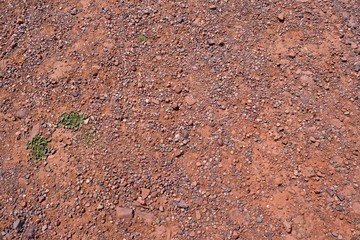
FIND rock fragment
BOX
[184,95,197,106]
[141,188,150,199]
[278,12,285,22]
[29,123,40,140]
[283,220,292,233]
[116,207,134,219]
[15,109,29,119]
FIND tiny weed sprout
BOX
[58,111,84,129]
[137,34,146,43]
[27,134,51,161]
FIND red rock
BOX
[303,167,316,178]
[329,118,343,129]
[174,85,182,94]
[352,202,360,214]
[195,210,201,220]
[151,99,160,105]
[91,65,101,77]
[171,102,179,110]
[277,12,285,22]
[177,199,188,209]
[29,123,40,140]
[207,38,215,45]
[116,207,133,219]
[174,149,183,157]
[184,95,197,106]
[135,211,155,224]
[15,109,29,119]
[141,188,150,199]
[283,220,292,233]
[209,5,217,10]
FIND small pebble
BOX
[277,12,285,22]
[97,203,104,210]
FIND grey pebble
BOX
[13,218,23,232]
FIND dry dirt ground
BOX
[0,0,359,239]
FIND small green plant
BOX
[58,111,84,129]
[137,34,146,43]
[27,134,51,161]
